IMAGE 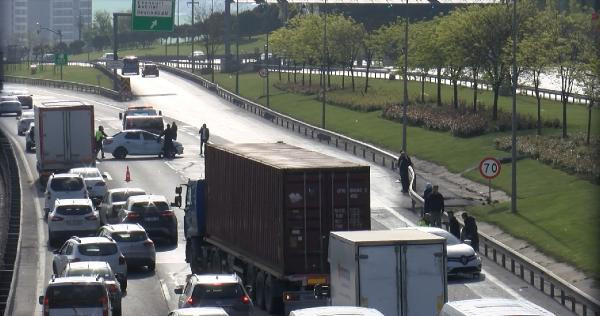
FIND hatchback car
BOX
[68,167,108,203]
[16,111,34,135]
[25,123,35,152]
[103,129,184,159]
[98,224,156,270]
[118,195,178,245]
[99,188,146,224]
[413,227,481,277]
[142,63,159,77]
[48,198,100,246]
[39,276,113,316]
[174,274,253,316]
[61,261,125,315]
[0,100,22,116]
[53,236,128,280]
[168,307,229,316]
[44,173,88,217]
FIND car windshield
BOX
[79,243,118,256]
[65,266,115,280]
[47,284,105,308]
[50,177,84,191]
[56,205,92,216]
[73,169,102,178]
[112,191,145,203]
[111,231,148,242]
[192,283,244,301]
[131,201,169,213]
[429,231,461,246]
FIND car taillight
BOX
[119,254,126,265]
[186,296,195,306]
[126,212,140,219]
[85,214,98,220]
[95,182,106,186]
[109,283,119,293]
[43,296,49,316]
[160,211,175,217]
[143,239,154,247]
[50,215,64,221]
[241,295,251,305]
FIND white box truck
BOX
[34,101,95,180]
[329,229,448,316]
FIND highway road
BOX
[0,73,576,315]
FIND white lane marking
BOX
[159,278,171,302]
[3,131,45,315]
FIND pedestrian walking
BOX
[199,123,209,155]
[159,124,174,158]
[425,185,444,228]
[397,151,412,193]
[171,122,178,140]
[95,125,108,159]
[447,210,461,240]
[461,212,479,252]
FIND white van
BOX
[440,299,555,316]
[289,307,384,316]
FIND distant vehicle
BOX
[53,236,128,279]
[188,51,205,61]
[61,261,125,316]
[119,105,162,120]
[122,56,139,75]
[3,90,33,108]
[289,307,384,316]
[260,52,273,61]
[174,274,253,316]
[103,129,183,159]
[39,276,113,316]
[16,111,34,135]
[412,227,481,277]
[118,195,178,245]
[440,299,556,316]
[101,52,115,60]
[123,116,164,135]
[68,167,108,203]
[48,198,100,246]
[168,307,229,316]
[98,224,156,270]
[0,100,22,116]
[44,173,88,217]
[99,188,147,224]
[34,101,95,181]
[42,53,55,63]
[25,123,35,152]
[142,63,159,77]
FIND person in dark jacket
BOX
[159,123,173,158]
[171,122,178,140]
[397,151,412,193]
[199,123,210,155]
[461,212,479,252]
[447,210,461,239]
[424,185,444,228]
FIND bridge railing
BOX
[4,76,121,101]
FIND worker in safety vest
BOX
[95,125,108,159]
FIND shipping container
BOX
[205,142,371,277]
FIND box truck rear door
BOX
[42,110,66,162]
[67,109,93,163]
[404,244,446,316]
[358,245,400,316]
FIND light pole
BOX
[321,0,327,128]
[187,0,199,73]
[402,0,408,153]
[177,0,180,68]
[584,72,596,145]
[235,0,239,94]
[265,33,270,107]
[510,0,518,213]
[37,23,63,80]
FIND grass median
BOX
[205,70,600,279]
[4,63,114,90]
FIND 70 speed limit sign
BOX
[479,157,501,179]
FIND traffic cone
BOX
[125,166,131,182]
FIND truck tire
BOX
[264,275,283,314]
[255,271,266,309]
[113,147,127,159]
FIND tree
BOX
[409,19,442,103]
[68,40,85,54]
[327,15,364,91]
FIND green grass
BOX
[206,71,600,279]
[3,63,114,90]
[69,34,267,61]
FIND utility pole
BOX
[402,0,408,153]
[112,13,132,90]
[510,0,518,213]
[224,0,231,72]
[188,0,199,73]
[177,0,180,68]
[265,33,270,108]
[321,0,327,128]
[235,0,239,94]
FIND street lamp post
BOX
[235,0,239,94]
[402,0,408,153]
[37,23,63,80]
[265,33,270,108]
[510,0,518,213]
[187,0,199,73]
[321,0,327,129]
[177,0,180,68]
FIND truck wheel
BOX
[264,275,282,314]
[255,271,266,309]
[113,147,127,159]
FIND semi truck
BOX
[34,101,95,181]
[328,229,448,316]
[172,142,371,314]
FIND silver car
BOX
[16,111,34,135]
[98,224,156,270]
[68,167,108,203]
[103,129,184,159]
[99,188,146,225]
[0,100,22,116]
[47,198,100,247]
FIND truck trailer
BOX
[173,142,371,314]
[34,101,95,181]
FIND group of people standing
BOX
[398,151,479,252]
[159,122,178,158]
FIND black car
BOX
[142,64,159,77]
[118,195,177,245]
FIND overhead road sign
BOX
[132,0,175,31]
[234,0,500,3]
[54,53,68,65]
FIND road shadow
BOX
[447,273,486,284]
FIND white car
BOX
[440,299,555,316]
[53,236,128,277]
[48,199,100,246]
[168,307,229,316]
[98,224,156,270]
[103,129,184,159]
[39,276,113,316]
[289,307,384,316]
[413,227,481,277]
[99,188,146,224]
[16,111,34,135]
[44,173,88,217]
[69,167,108,203]
[0,100,22,116]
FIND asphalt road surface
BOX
[0,76,576,316]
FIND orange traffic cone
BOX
[125,166,131,182]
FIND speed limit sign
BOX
[479,157,501,179]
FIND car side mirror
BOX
[119,113,123,120]
[102,173,108,179]
[175,186,182,194]
[159,110,162,115]
[245,285,253,295]
[174,286,183,294]
[171,196,181,208]
[464,239,472,246]
[38,296,44,305]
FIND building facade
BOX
[49,0,93,43]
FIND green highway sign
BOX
[132,0,175,32]
[54,53,68,65]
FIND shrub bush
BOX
[494,133,600,183]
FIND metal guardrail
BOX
[158,62,599,316]
[3,76,121,101]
